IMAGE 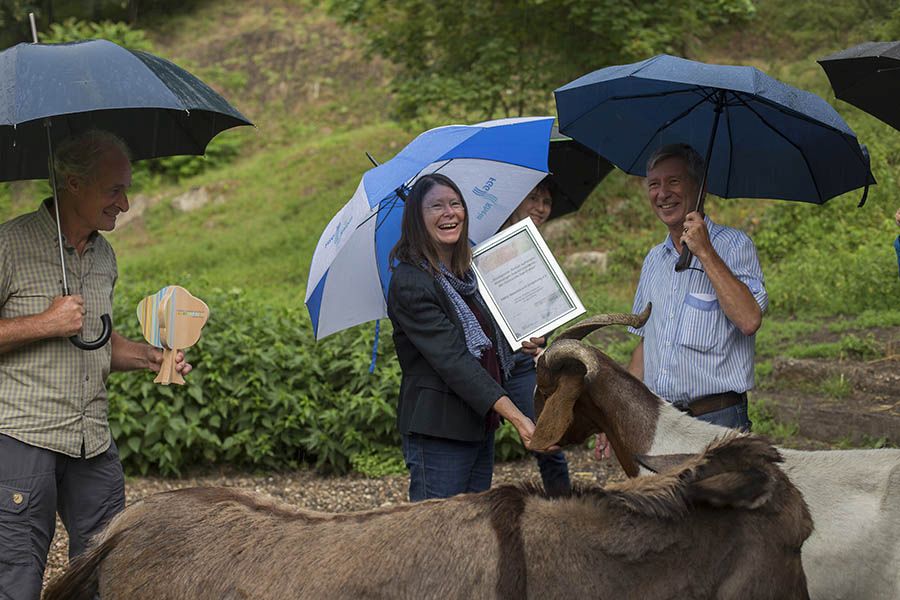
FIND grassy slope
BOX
[0,0,896,430]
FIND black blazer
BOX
[387,261,507,442]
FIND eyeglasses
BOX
[424,199,465,214]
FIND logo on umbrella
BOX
[473,177,498,221]
[324,216,353,249]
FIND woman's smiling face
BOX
[422,183,466,254]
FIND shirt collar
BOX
[37,197,98,252]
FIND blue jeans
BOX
[401,432,495,501]
[695,399,752,431]
[505,352,571,496]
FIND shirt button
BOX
[84,375,90,381]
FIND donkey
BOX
[44,435,811,600]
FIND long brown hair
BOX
[389,173,472,277]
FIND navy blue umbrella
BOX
[555,54,875,270]
[0,38,253,349]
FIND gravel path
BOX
[43,446,624,588]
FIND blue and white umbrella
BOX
[306,116,554,340]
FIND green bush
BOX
[108,286,402,475]
[43,18,155,50]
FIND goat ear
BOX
[531,371,582,450]
[688,468,774,510]
[635,453,694,474]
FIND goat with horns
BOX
[530,305,900,600]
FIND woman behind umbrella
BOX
[496,178,572,497]
[388,173,537,501]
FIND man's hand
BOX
[895,207,900,227]
[594,433,612,461]
[147,348,193,377]
[680,211,713,260]
[43,295,85,337]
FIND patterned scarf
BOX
[433,262,513,378]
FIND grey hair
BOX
[51,130,132,192]
[646,144,705,186]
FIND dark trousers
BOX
[402,432,495,501]
[505,352,571,497]
[0,434,125,600]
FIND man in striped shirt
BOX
[0,130,191,600]
[632,142,766,427]
[597,143,766,458]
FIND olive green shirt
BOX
[0,200,117,458]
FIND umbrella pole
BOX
[45,120,113,350]
[675,90,726,273]
[46,126,70,296]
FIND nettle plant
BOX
[108,287,403,475]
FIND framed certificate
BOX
[472,218,585,351]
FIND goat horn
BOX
[554,303,652,342]
[531,339,600,450]
[541,339,601,382]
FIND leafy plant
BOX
[820,374,851,399]
[43,18,155,50]
[108,285,402,475]
[329,0,756,122]
[350,448,407,477]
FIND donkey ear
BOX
[635,453,694,474]
[688,469,774,509]
[531,371,582,450]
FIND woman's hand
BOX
[492,395,558,451]
[520,336,545,357]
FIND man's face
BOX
[68,145,132,232]
[646,156,700,230]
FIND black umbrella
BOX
[819,41,900,132]
[546,126,613,220]
[0,34,253,349]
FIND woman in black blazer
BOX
[387,173,536,501]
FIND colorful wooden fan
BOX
[137,285,209,385]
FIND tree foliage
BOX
[328,0,756,123]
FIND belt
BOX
[673,391,747,418]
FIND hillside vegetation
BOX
[1,0,897,474]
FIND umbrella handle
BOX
[69,314,112,350]
[674,246,693,272]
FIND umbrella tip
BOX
[366,152,379,167]
[28,12,38,43]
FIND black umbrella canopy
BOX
[0,39,253,181]
[819,41,900,132]
[546,125,613,220]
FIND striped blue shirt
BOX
[628,216,767,403]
